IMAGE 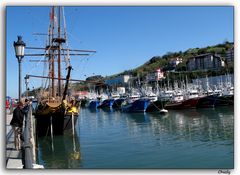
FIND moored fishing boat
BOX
[122,98,150,113]
[215,86,234,106]
[196,76,218,108]
[146,90,172,112]
[164,89,200,110]
[146,100,164,112]
[215,95,233,106]
[196,94,218,108]
[165,97,200,110]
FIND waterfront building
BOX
[105,75,130,86]
[186,53,224,71]
[169,57,183,67]
[74,91,89,99]
[146,68,165,83]
[117,87,126,94]
[225,47,234,65]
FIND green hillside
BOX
[129,41,233,77]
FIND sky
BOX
[6,6,233,98]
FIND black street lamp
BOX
[13,36,26,102]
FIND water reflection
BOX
[146,108,233,143]
[88,108,100,113]
[37,131,82,168]
[126,113,150,124]
[100,107,114,113]
[38,107,233,168]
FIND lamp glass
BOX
[15,45,25,58]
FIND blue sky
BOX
[6,6,233,98]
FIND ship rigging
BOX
[23,6,96,136]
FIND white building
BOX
[146,68,165,82]
[117,87,126,94]
[169,57,183,67]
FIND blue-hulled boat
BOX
[122,98,150,113]
[88,100,101,109]
[97,99,115,108]
[146,100,169,112]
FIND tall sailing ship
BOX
[25,7,96,136]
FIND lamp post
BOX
[13,36,26,102]
[25,75,29,99]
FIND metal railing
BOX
[22,105,35,169]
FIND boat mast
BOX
[51,7,55,98]
[48,25,52,98]
[57,7,62,97]
[50,6,66,99]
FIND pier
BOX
[6,113,22,168]
[6,106,43,169]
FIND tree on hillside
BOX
[86,75,104,82]
[147,56,162,64]
[197,48,207,55]
[175,62,187,71]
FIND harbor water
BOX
[37,106,234,169]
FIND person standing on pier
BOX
[23,99,30,114]
[10,102,24,150]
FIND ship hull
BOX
[88,100,100,109]
[122,99,150,113]
[146,100,169,112]
[215,95,234,106]
[35,103,78,137]
[165,98,200,110]
[97,99,115,108]
[112,98,125,109]
[196,95,218,108]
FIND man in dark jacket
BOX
[10,102,24,150]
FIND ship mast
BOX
[24,6,97,100]
[57,7,62,97]
[49,7,55,98]
[50,6,66,99]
